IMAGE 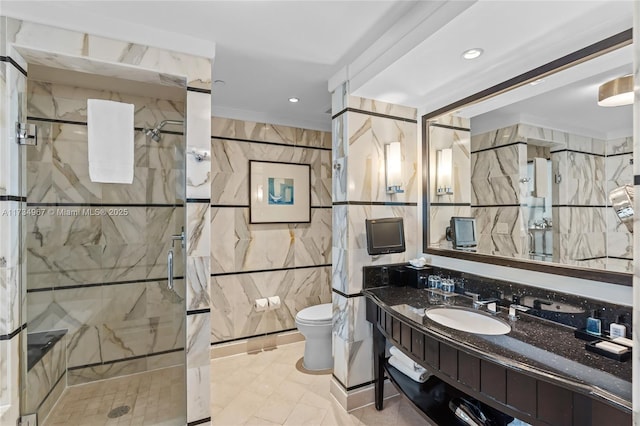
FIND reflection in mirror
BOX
[426,39,632,275]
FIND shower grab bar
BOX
[167,248,174,290]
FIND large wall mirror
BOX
[423,30,633,286]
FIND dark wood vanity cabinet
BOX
[366,298,631,426]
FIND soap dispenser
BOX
[610,314,627,338]
[586,310,602,336]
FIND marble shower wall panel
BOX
[210,207,331,273]
[564,152,606,205]
[607,136,633,156]
[473,206,527,258]
[186,311,211,424]
[27,81,184,128]
[210,266,331,343]
[210,139,331,207]
[519,124,606,155]
[24,335,65,413]
[470,145,523,205]
[428,125,470,204]
[346,113,417,203]
[606,153,633,201]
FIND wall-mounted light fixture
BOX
[598,75,633,107]
[436,148,453,195]
[385,142,404,194]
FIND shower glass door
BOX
[20,64,187,425]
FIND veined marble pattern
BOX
[12,19,211,89]
[347,96,417,120]
[0,334,21,424]
[0,60,27,197]
[28,80,184,128]
[186,312,211,424]
[186,91,211,200]
[332,293,372,343]
[26,206,183,289]
[555,207,606,234]
[346,113,418,202]
[558,233,606,264]
[429,205,472,248]
[470,124,520,152]
[470,144,525,206]
[519,124,606,155]
[187,202,210,257]
[428,125,470,204]
[563,152,606,205]
[473,206,527,258]
[211,117,331,150]
[333,115,347,202]
[210,266,331,343]
[28,279,184,370]
[210,207,330,274]
[332,333,374,388]
[607,136,633,156]
[429,113,470,129]
[25,334,66,413]
[0,266,19,336]
[186,256,211,311]
[211,138,331,207]
[606,153,633,203]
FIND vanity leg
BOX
[373,323,385,410]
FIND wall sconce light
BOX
[385,142,404,194]
[436,148,453,195]
[598,75,633,107]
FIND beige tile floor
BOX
[42,341,429,426]
[42,366,185,426]
[211,341,430,426]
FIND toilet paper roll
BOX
[255,298,268,312]
[267,296,281,310]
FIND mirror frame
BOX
[422,28,633,286]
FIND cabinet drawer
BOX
[458,351,480,391]
[481,360,506,403]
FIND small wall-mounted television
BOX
[446,217,477,250]
[365,217,406,255]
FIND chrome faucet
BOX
[465,292,500,313]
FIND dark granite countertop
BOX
[364,286,632,411]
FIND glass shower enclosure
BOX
[19,63,187,425]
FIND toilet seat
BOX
[295,303,332,326]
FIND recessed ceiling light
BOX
[462,48,483,60]
[289,97,300,103]
[530,79,545,86]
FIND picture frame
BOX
[249,160,311,224]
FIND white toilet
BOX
[295,303,333,371]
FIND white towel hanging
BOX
[87,99,134,184]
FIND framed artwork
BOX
[249,160,311,224]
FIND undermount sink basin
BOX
[425,307,511,335]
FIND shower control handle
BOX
[167,249,174,290]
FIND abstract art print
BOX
[249,160,310,223]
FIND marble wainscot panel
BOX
[428,124,470,204]
[186,311,211,424]
[332,292,371,343]
[346,112,417,203]
[332,333,374,388]
[210,139,331,207]
[210,207,330,273]
[210,266,331,342]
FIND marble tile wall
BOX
[210,117,332,345]
[1,16,213,425]
[331,92,418,398]
[0,18,27,425]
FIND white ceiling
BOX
[1,0,635,134]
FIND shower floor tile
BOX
[42,366,184,426]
